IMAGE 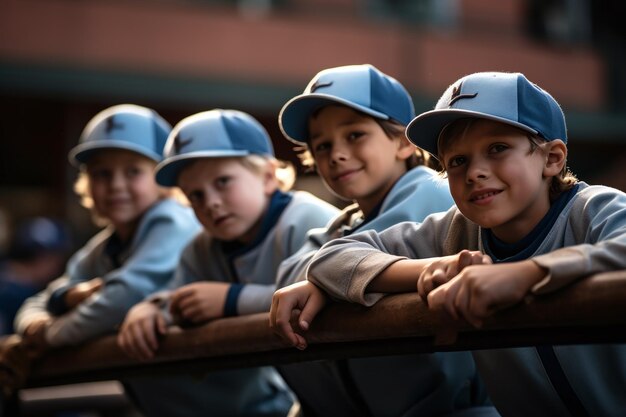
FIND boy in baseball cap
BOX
[296,71,626,416]
[271,64,498,417]
[117,109,338,417]
[14,103,200,353]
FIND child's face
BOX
[441,119,552,243]
[308,106,409,216]
[86,149,161,235]
[177,158,276,244]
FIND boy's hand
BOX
[21,317,52,351]
[169,282,230,325]
[427,260,547,328]
[269,281,328,350]
[0,335,33,397]
[117,301,167,361]
[418,250,491,299]
[64,277,104,309]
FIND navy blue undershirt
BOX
[482,184,579,263]
[220,190,293,317]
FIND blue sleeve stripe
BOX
[47,286,72,316]
[223,283,244,317]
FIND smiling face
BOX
[307,106,414,216]
[440,119,559,243]
[177,157,277,244]
[86,149,161,240]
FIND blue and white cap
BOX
[155,109,275,186]
[280,64,415,144]
[69,104,172,166]
[406,72,567,156]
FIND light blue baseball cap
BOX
[279,64,415,145]
[69,104,172,166]
[155,109,275,186]
[406,72,567,157]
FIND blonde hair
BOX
[437,118,577,201]
[238,154,296,192]
[297,113,438,172]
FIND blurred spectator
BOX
[0,217,72,335]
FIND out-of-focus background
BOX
[1,0,625,266]
[1,1,626,415]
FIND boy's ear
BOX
[396,136,417,161]
[543,139,567,177]
[263,161,280,195]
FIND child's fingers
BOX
[141,319,160,351]
[170,287,194,306]
[116,330,129,354]
[454,282,472,325]
[419,268,441,296]
[457,250,473,272]
[130,324,156,360]
[179,304,212,323]
[156,314,167,335]
[466,289,493,328]
[270,299,300,347]
[442,283,461,321]
[118,327,141,360]
[428,280,460,320]
[431,269,450,288]
[293,333,308,350]
[172,293,197,313]
[468,251,490,266]
[298,292,326,333]
[417,268,430,299]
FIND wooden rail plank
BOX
[21,271,626,388]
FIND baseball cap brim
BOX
[406,109,539,157]
[69,140,162,166]
[155,150,250,186]
[280,94,389,145]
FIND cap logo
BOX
[310,80,333,93]
[105,116,125,134]
[448,83,477,107]
[173,134,193,154]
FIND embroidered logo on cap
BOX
[448,82,478,107]
[310,81,333,93]
[173,134,193,154]
[105,116,124,134]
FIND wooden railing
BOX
[19,270,626,389]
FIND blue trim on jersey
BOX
[222,190,293,259]
[483,184,580,262]
[103,232,131,269]
[221,189,292,309]
[46,285,72,316]
[223,283,244,317]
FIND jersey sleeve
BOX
[532,186,626,293]
[13,276,68,335]
[43,205,199,347]
[308,208,462,305]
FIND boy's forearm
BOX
[367,258,436,293]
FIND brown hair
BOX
[437,118,577,201]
